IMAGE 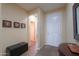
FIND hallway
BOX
[1,3,77,56]
[22,45,59,56]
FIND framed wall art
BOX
[14,22,20,28]
[21,23,26,28]
[2,20,12,28]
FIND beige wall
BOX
[66,3,79,44]
[0,3,2,56]
[1,3,28,55]
[39,9,45,49]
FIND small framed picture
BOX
[2,20,12,28]
[21,23,26,28]
[14,22,20,28]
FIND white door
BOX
[45,12,62,47]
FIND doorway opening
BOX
[28,15,38,55]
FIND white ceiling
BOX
[17,3,66,13]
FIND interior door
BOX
[45,13,62,47]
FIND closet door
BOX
[46,12,62,47]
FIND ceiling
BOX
[17,3,66,13]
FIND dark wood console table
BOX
[58,43,79,56]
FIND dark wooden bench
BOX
[6,42,28,56]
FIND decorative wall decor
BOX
[2,20,26,29]
[21,23,26,28]
[14,22,20,28]
[2,20,12,28]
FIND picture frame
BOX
[14,22,20,28]
[2,20,12,28]
[21,23,26,28]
